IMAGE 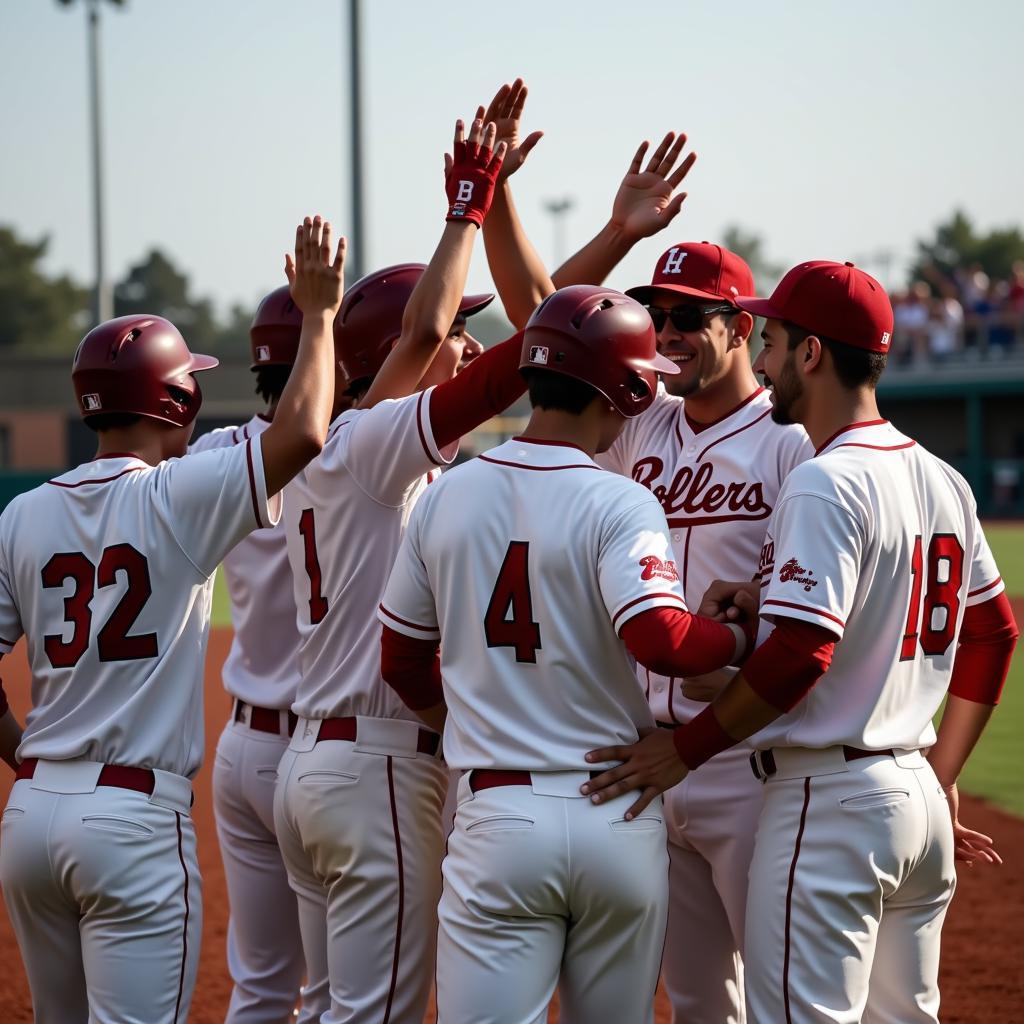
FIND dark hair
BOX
[83,412,143,433]
[784,323,886,390]
[254,365,292,404]
[522,367,598,414]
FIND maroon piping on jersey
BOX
[478,454,601,473]
[510,436,592,456]
[0,635,19,649]
[90,451,144,462]
[379,603,438,634]
[761,598,845,630]
[47,466,145,489]
[415,390,436,465]
[244,439,264,529]
[969,577,1002,599]
[173,812,191,1023]
[611,592,686,633]
[813,419,888,456]
[828,441,917,454]
[684,387,766,436]
[697,407,773,462]
[383,757,404,1024]
[783,777,812,1024]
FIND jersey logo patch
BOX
[778,557,818,592]
[639,555,680,582]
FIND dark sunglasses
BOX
[645,303,737,333]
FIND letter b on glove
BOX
[456,180,474,202]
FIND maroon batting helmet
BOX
[334,263,493,384]
[72,315,218,428]
[520,286,678,417]
[250,285,303,370]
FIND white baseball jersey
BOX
[598,386,811,722]
[754,419,1003,751]
[379,436,693,771]
[190,416,301,709]
[0,442,278,776]
[283,388,455,721]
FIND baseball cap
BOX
[625,242,754,306]
[735,261,894,353]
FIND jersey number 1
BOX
[484,541,542,663]
[298,508,329,624]
[41,544,158,669]
[899,533,964,660]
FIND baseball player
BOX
[481,89,812,1018]
[272,114,546,1023]
[583,261,1019,1023]
[189,286,333,1022]
[377,285,753,1024]
[0,216,346,1024]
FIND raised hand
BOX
[480,78,543,182]
[285,215,346,317]
[444,117,507,228]
[609,132,697,243]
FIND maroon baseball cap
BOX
[625,242,755,306]
[736,261,894,353]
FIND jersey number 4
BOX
[41,544,158,668]
[900,533,964,660]
[484,541,542,663]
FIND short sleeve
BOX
[759,491,863,639]
[160,434,281,577]
[187,424,241,455]
[598,494,688,634]
[0,524,23,654]
[343,389,458,508]
[377,505,439,640]
[965,518,1004,607]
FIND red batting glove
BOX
[445,136,505,228]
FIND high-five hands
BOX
[444,118,507,228]
[609,132,697,243]
[480,78,544,182]
[285,215,346,317]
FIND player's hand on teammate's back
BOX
[698,579,760,622]
[581,730,689,820]
[285,215,347,317]
[609,131,697,243]
[480,77,543,182]
[444,117,507,227]
[942,783,1003,867]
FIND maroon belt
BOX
[750,746,895,781]
[234,700,298,737]
[16,757,155,796]
[316,716,441,757]
[469,769,603,793]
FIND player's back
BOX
[0,443,276,776]
[381,437,694,771]
[756,420,1002,751]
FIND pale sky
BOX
[2,0,1021,317]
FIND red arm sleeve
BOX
[380,625,444,711]
[620,606,740,677]
[741,616,836,713]
[948,592,1019,705]
[429,331,527,449]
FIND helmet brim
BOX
[458,292,495,318]
[188,352,220,372]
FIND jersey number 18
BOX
[899,533,964,661]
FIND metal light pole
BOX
[346,0,366,281]
[543,197,574,267]
[59,0,122,326]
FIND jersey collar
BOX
[814,419,910,456]
[482,437,601,471]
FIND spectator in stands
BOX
[893,281,931,364]
[927,288,964,364]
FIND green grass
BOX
[211,569,232,628]
[955,522,1024,814]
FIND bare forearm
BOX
[262,309,335,495]
[413,702,447,735]
[928,694,995,788]
[404,222,477,349]
[552,220,634,288]
[0,709,23,772]
[482,183,554,329]
[710,673,784,743]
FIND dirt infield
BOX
[0,628,1021,1022]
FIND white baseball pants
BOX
[274,716,448,1024]
[661,741,760,1024]
[0,759,200,1024]
[213,711,329,1023]
[436,770,669,1024]
[744,747,956,1024]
